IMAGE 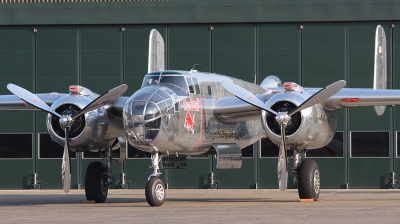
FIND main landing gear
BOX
[84,147,112,203]
[292,150,320,199]
[145,152,165,206]
[83,146,166,206]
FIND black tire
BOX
[85,161,108,203]
[145,177,166,206]
[297,159,320,199]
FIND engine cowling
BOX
[46,93,124,152]
[261,90,337,150]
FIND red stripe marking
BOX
[341,98,359,102]
[193,98,203,152]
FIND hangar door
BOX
[0,27,35,189]
[347,23,393,188]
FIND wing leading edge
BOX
[0,91,129,121]
[0,93,67,110]
[323,88,400,111]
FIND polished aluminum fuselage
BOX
[124,71,336,155]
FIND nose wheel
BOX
[145,177,165,206]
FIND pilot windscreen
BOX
[159,76,188,96]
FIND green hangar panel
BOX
[0,27,35,189]
[0,0,399,190]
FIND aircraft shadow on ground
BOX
[0,194,299,207]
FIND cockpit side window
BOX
[192,77,200,94]
[207,86,212,95]
[186,78,195,94]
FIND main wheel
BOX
[297,159,320,199]
[85,161,108,203]
[145,177,165,206]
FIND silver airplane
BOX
[0,25,395,206]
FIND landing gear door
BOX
[212,143,242,169]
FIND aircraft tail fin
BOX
[148,29,165,73]
[373,24,387,116]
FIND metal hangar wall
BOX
[0,0,400,190]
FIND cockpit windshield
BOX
[142,72,188,96]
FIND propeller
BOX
[277,117,288,191]
[221,80,346,191]
[61,128,71,192]
[7,83,128,193]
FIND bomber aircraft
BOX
[0,25,395,206]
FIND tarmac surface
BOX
[0,189,399,223]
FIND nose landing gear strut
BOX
[145,151,165,206]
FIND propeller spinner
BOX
[221,80,346,191]
[7,83,127,193]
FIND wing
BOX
[0,93,67,110]
[216,86,400,117]
[0,92,130,121]
[213,96,262,123]
[322,88,400,110]
[107,96,130,120]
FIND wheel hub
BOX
[155,183,165,200]
[314,169,320,194]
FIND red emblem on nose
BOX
[184,111,195,134]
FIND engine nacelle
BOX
[46,88,124,152]
[261,89,337,150]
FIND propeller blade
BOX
[62,128,71,193]
[7,84,62,118]
[277,124,288,191]
[288,80,346,116]
[72,84,128,120]
[220,81,277,115]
